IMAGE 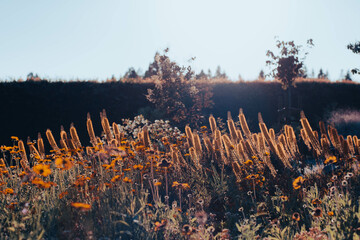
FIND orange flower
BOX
[55,157,73,170]
[172,181,180,187]
[293,176,304,190]
[280,196,289,202]
[33,164,52,177]
[71,202,91,211]
[133,164,144,170]
[313,208,323,217]
[292,212,300,221]
[244,160,253,166]
[154,182,162,186]
[123,177,132,183]
[181,183,190,190]
[327,211,334,216]
[312,198,322,205]
[324,156,337,164]
[111,175,122,182]
[59,191,68,199]
[4,188,14,195]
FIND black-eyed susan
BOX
[327,211,334,216]
[292,212,300,221]
[181,224,193,236]
[280,196,289,202]
[158,158,171,168]
[33,164,51,177]
[55,157,73,170]
[293,176,304,190]
[313,208,323,217]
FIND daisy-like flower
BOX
[313,208,323,218]
[55,157,73,170]
[133,164,144,170]
[172,181,180,187]
[293,176,304,190]
[292,212,300,221]
[327,211,334,216]
[123,177,132,183]
[181,224,193,236]
[324,156,337,164]
[33,164,51,177]
[111,175,122,183]
[71,202,91,211]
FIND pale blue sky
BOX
[0,0,359,81]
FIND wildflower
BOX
[4,188,14,195]
[71,202,91,211]
[172,181,180,187]
[280,196,289,202]
[154,182,162,186]
[312,198,322,205]
[342,180,348,186]
[181,183,190,190]
[331,175,338,181]
[327,211,334,216]
[59,191,68,199]
[324,156,337,164]
[33,164,51,177]
[197,198,204,206]
[133,164,144,170]
[154,219,167,231]
[292,212,300,221]
[293,176,304,190]
[11,136,19,141]
[244,160,253,166]
[181,224,193,236]
[55,157,73,170]
[158,158,171,168]
[313,208,323,218]
[111,175,122,182]
[123,177,132,183]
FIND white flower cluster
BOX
[116,115,184,141]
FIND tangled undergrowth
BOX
[1,109,360,239]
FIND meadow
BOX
[1,104,360,239]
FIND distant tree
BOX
[311,69,315,78]
[345,70,352,81]
[146,49,213,127]
[144,53,160,78]
[347,41,360,74]
[266,38,313,89]
[207,69,212,78]
[124,67,138,79]
[298,66,308,78]
[196,70,208,79]
[266,38,313,123]
[215,66,227,79]
[26,72,34,81]
[258,70,265,80]
[318,68,328,79]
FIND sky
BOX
[0,0,360,81]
